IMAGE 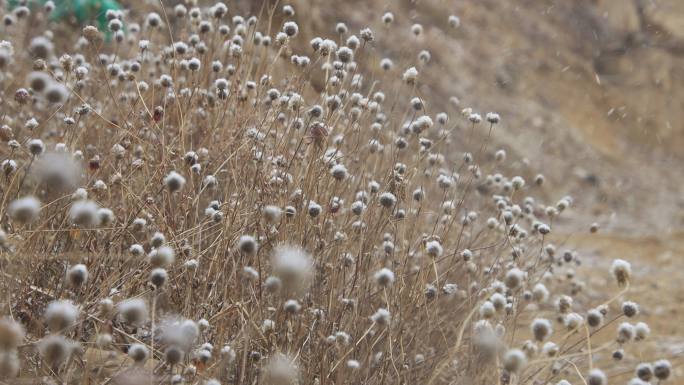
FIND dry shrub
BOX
[0,2,675,385]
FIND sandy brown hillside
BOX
[273,0,684,236]
[271,0,684,377]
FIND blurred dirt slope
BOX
[288,0,684,371]
[289,0,684,236]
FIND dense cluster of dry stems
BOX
[0,1,675,385]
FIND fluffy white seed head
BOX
[34,152,81,190]
[330,163,348,180]
[149,245,175,267]
[0,351,19,378]
[448,15,460,28]
[264,276,283,293]
[371,308,391,326]
[272,244,313,292]
[39,335,75,367]
[503,349,526,373]
[347,359,361,370]
[69,200,100,227]
[219,345,236,363]
[97,208,115,226]
[617,322,635,343]
[564,313,584,331]
[378,192,396,208]
[237,235,258,255]
[531,318,552,342]
[610,259,631,287]
[283,299,302,314]
[634,322,650,341]
[587,308,604,328]
[479,301,496,319]
[66,264,88,287]
[95,333,112,349]
[117,298,148,326]
[532,283,549,302]
[8,196,41,224]
[45,300,79,332]
[635,363,653,381]
[129,244,144,257]
[242,266,259,282]
[164,345,184,365]
[264,354,299,385]
[542,342,559,357]
[587,369,607,385]
[164,171,186,192]
[653,360,671,380]
[150,232,166,248]
[150,268,168,288]
[425,240,443,258]
[402,67,418,84]
[98,298,114,317]
[486,112,501,124]
[282,5,295,16]
[72,187,87,201]
[161,318,199,352]
[0,318,25,350]
[262,205,282,224]
[128,343,149,363]
[622,301,639,318]
[283,21,299,37]
[504,268,525,289]
[374,268,395,287]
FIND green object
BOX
[8,0,122,31]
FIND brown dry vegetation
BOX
[0,0,682,385]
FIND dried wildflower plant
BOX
[0,1,676,385]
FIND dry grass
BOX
[0,1,679,384]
